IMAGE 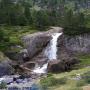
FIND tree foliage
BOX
[0,0,89,30]
[0,0,90,51]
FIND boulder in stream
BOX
[48,57,79,73]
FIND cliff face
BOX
[22,29,90,58]
[64,34,90,54]
[22,27,63,59]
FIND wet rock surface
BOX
[47,57,78,73]
[22,32,51,59]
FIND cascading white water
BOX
[45,33,63,60]
[33,33,63,74]
[33,63,48,74]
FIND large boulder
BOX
[57,34,71,59]
[22,27,63,59]
[22,32,50,59]
[64,34,90,54]
[48,34,79,73]
[5,47,30,64]
[21,27,79,73]
[0,52,14,76]
[48,57,79,73]
[0,60,14,76]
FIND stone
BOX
[0,60,14,76]
[21,27,79,73]
[64,34,90,54]
[48,57,79,73]
[22,27,63,59]
[0,52,14,76]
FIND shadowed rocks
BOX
[48,58,79,73]
[64,34,90,54]
[0,52,14,76]
[22,27,63,59]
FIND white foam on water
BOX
[45,33,63,60]
[32,63,48,74]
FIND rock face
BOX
[57,34,71,59]
[22,32,50,59]
[22,27,63,59]
[64,34,90,54]
[0,54,13,76]
[48,58,78,73]
[0,60,13,76]
[47,30,79,72]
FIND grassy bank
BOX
[0,26,38,52]
[40,68,90,90]
[77,54,90,67]
[40,55,90,90]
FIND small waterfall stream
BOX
[45,33,63,60]
[32,63,48,74]
[33,33,63,74]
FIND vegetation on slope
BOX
[40,68,90,90]
[40,55,90,90]
[0,0,90,51]
[0,0,90,31]
[0,26,38,51]
[77,54,90,67]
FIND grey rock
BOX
[22,27,63,59]
[64,34,90,54]
[0,60,14,77]
[48,57,78,73]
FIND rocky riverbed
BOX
[0,74,41,90]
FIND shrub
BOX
[82,71,90,84]
[76,80,86,87]
[40,76,57,87]
[40,76,67,90]
[0,82,7,89]
[69,87,83,90]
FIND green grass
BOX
[0,51,8,62]
[40,67,90,90]
[77,54,90,67]
[0,26,38,51]
[40,54,90,90]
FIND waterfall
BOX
[45,33,63,60]
[33,63,48,74]
[32,33,62,74]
